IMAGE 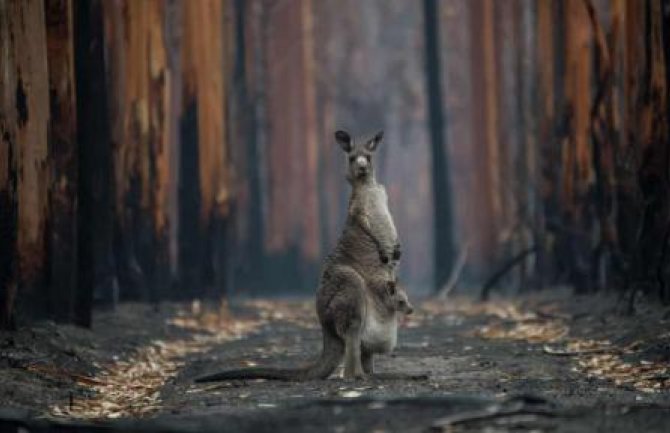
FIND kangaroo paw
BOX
[392,243,402,261]
[378,249,391,264]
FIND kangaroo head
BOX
[335,130,383,183]
[386,279,414,315]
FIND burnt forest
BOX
[1,1,670,432]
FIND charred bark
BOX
[74,0,116,326]
[423,0,455,292]
[45,0,78,323]
[0,0,20,329]
[0,0,51,326]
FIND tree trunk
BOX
[75,0,116,326]
[0,0,51,327]
[423,0,455,292]
[45,0,78,323]
[180,0,234,300]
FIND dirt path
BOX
[1,292,669,432]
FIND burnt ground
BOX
[1,290,669,432]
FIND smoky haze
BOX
[2,0,670,325]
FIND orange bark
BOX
[182,0,232,223]
[5,0,51,283]
[563,0,593,216]
[104,0,172,233]
[300,0,320,260]
[467,0,499,272]
[0,0,50,325]
[264,0,320,259]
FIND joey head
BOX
[385,279,414,316]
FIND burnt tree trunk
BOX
[45,0,78,323]
[0,0,51,328]
[179,0,234,301]
[101,0,178,304]
[423,0,455,292]
[74,0,116,326]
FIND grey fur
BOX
[340,130,400,265]
[195,130,409,383]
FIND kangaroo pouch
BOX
[361,306,398,353]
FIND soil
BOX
[1,290,669,432]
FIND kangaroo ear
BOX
[365,130,383,152]
[335,130,352,152]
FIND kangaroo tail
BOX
[195,330,344,382]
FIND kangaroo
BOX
[195,130,411,383]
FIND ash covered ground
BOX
[1,291,669,432]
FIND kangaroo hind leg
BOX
[343,329,366,379]
[361,349,374,375]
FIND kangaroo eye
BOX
[365,155,371,162]
[349,156,355,163]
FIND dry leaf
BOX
[50,308,262,420]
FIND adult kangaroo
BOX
[196,130,410,382]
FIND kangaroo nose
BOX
[355,156,368,168]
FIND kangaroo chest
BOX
[361,307,398,354]
[365,186,397,238]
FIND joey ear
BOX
[335,130,352,152]
[365,130,383,152]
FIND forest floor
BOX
[1,290,669,432]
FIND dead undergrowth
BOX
[3,295,666,422]
[50,301,262,419]
[450,297,670,394]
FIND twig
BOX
[436,243,469,299]
[369,372,430,381]
[542,345,614,356]
[480,246,538,301]
[543,339,642,356]
[24,364,107,386]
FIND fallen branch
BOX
[369,372,430,381]
[431,395,558,430]
[542,345,614,356]
[436,243,469,299]
[24,364,107,387]
[544,338,643,357]
[480,246,538,301]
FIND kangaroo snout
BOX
[355,155,369,176]
[355,155,368,168]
